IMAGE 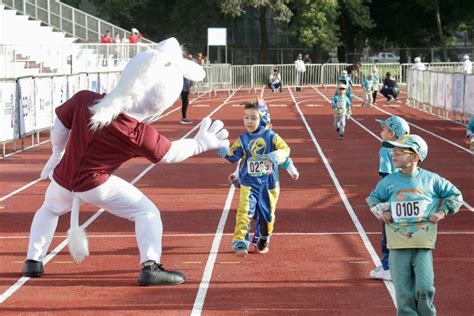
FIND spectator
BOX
[268,68,283,94]
[113,33,121,44]
[113,33,122,65]
[463,55,472,75]
[303,53,312,64]
[411,57,425,71]
[294,54,306,91]
[197,52,206,66]
[129,28,142,44]
[100,30,112,66]
[345,62,361,78]
[100,30,112,44]
[380,72,399,103]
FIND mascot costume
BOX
[22,37,229,286]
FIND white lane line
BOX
[295,86,397,307]
[191,185,235,316]
[0,178,43,202]
[0,89,239,305]
[0,94,210,204]
[2,231,473,239]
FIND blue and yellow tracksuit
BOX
[223,128,290,250]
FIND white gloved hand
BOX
[40,152,64,180]
[370,202,390,219]
[195,117,230,152]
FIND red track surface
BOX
[0,87,473,315]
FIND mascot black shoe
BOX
[138,262,186,286]
[22,259,44,277]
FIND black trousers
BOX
[181,90,189,119]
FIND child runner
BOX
[361,73,374,108]
[366,134,463,315]
[372,66,380,106]
[335,70,353,105]
[219,100,291,256]
[466,115,474,151]
[227,97,299,249]
[370,115,410,281]
[331,84,352,140]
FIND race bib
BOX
[390,200,427,222]
[335,107,346,117]
[247,155,273,177]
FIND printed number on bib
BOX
[390,200,427,222]
[335,107,345,117]
[247,155,272,177]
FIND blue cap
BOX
[376,116,410,138]
[382,134,428,162]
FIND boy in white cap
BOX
[331,84,351,139]
[367,134,463,315]
[369,116,410,281]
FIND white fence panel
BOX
[464,76,474,116]
[18,78,36,136]
[453,74,464,114]
[34,77,54,130]
[0,81,18,142]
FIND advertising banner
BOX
[444,73,454,112]
[453,74,464,114]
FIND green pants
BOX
[390,249,436,316]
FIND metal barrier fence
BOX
[1,62,470,156]
[406,69,474,119]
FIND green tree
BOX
[337,0,374,63]
[219,0,293,63]
[287,0,339,62]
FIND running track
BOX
[0,86,472,315]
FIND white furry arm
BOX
[162,118,230,163]
[40,119,70,179]
[161,139,200,163]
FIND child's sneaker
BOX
[235,247,248,257]
[369,266,392,281]
[339,132,344,140]
[256,238,269,254]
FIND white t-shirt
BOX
[464,60,472,74]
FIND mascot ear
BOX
[179,58,206,81]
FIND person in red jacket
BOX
[21,38,229,286]
[128,28,142,44]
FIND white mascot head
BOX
[414,57,421,63]
[89,37,204,130]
